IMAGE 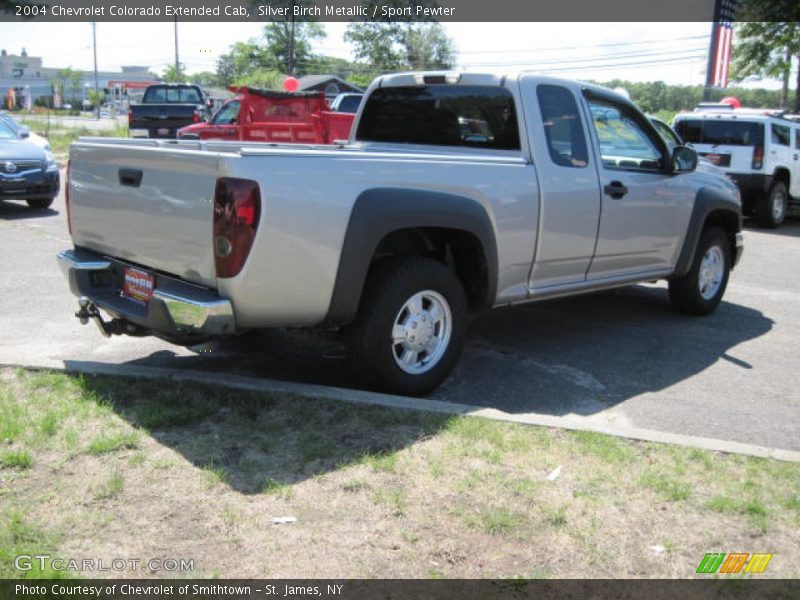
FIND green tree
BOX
[263,21,326,75]
[190,71,219,86]
[86,88,105,109]
[161,63,186,83]
[730,1,800,111]
[233,69,285,90]
[345,22,456,73]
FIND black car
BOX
[0,121,59,210]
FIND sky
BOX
[0,21,786,88]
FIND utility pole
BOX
[92,22,100,119]
[174,17,180,81]
[289,16,296,75]
[703,0,721,102]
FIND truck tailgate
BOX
[69,141,219,287]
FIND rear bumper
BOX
[726,173,772,210]
[56,247,235,340]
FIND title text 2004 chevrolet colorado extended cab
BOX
[58,72,743,395]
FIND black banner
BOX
[2,579,800,600]
[1,0,797,23]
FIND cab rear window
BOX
[675,119,764,146]
[356,85,520,150]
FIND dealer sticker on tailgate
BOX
[123,267,155,303]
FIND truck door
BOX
[582,93,689,279]
[794,127,800,198]
[770,122,795,194]
[205,100,240,140]
[522,81,601,289]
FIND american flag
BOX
[710,0,737,88]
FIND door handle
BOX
[118,168,143,187]
[603,181,628,199]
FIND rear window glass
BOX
[356,85,520,150]
[144,86,203,104]
[675,119,764,146]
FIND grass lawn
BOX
[16,118,129,155]
[0,367,797,579]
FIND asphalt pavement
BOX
[1,171,797,452]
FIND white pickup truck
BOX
[58,72,743,395]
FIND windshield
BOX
[675,119,764,146]
[0,122,17,140]
[143,86,203,104]
[0,115,22,134]
[336,95,362,113]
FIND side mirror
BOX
[19,128,30,139]
[671,145,697,173]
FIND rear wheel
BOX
[668,227,731,316]
[756,180,787,228]
[26,197,54,210]
[346,256,468,396]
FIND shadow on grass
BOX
[71,373,451,495]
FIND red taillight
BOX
[213,178,261,278]
[65,159,73,235]
[127,111,133,126]
[192,110,201,123]
[752,146,764,169]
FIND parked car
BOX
[0,111,50,150]
[58,72,742,395]
[673,108,800,227]
[177,86,354,144]
[128,84,209,139]
[0,121,59,209]
[329,93,364,113]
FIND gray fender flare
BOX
[325,187,498,325]
[672,186,742,279]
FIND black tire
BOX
[668,227,731,316]
[26,197,54,210]
[756,180,787,228]
[346,256,468,396]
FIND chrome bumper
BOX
[57,248,235,338]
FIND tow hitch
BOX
[75,297,129,338]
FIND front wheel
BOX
[26,197,54,210]
[756,180,787,228]
[346,256,468,396]
[668,227,731,316]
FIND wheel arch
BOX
[672,186,742,279]
[773,167,790,189]
[325,188,498,325]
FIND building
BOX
[1,48,157,108]
[297,75,364,99]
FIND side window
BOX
[771,123,790,146]
[587,98,664,171]
[536,84,588,168]
[213,101,240,125]
[795,128,800,150]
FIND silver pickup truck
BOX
[58,72,743,395]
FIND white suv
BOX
[673,109,800,227]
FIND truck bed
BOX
[68,137,537,326]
